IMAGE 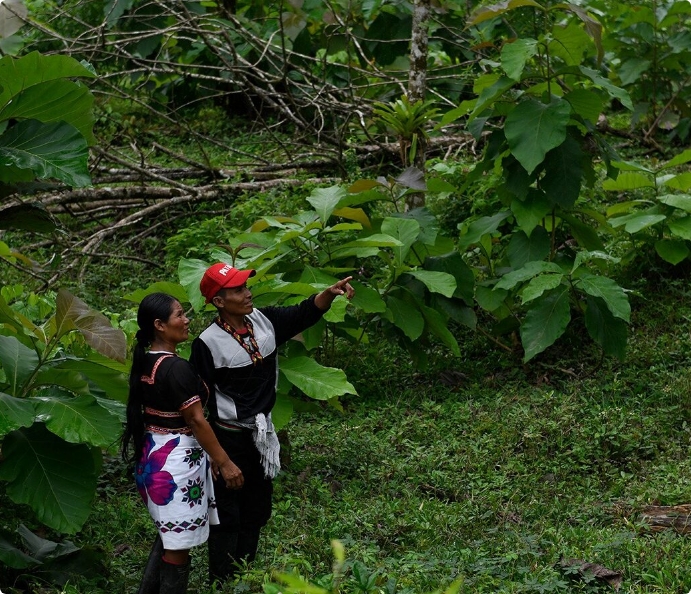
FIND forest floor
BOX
[57,268,691,594]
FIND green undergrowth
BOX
[3,276,690,593]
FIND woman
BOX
[121,292,243,594]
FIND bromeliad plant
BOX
[373,96,440,167]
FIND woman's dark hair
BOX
[120,292,177,466]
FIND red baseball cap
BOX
[200,262,256,303]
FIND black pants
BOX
[213,427,273,530]
[209,427,273,582]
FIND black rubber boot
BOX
[159,558,190,594]
[137,536,163,594]
[208,527,239,584]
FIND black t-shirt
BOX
[140,353,209,431]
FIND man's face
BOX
[213,283,254,320]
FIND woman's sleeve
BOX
[166,359,202,410]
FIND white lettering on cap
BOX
[219,264,232,276]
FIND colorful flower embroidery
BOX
[136,434,179,506]
[184,447,204,468]
[181,477,204,508]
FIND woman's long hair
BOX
[120,292,176,466]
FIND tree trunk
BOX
[406,0,431,210]
[639,504,691,533]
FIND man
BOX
[190,262,354,583]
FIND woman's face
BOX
[157,300,189,344]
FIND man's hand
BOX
[315,276,355,310]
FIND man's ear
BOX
[212,294,223,307]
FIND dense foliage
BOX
[1,0,691,592]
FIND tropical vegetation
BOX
[1,0,691,592]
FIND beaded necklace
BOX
[215,316,263,364]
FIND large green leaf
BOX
[50,358,128,402]
[419,304,461,357]
[561,214,605,251]
[520,285,571,362]
[507,228,550,269]
[662,172,691,192]
[580,66,633,110]
[0,292,40,343]
[323,298,348,323]
[301,317,326,351]
[0,334,38,396]
[340,234,404,248]
[565,89,604,124]
[458,211,511,250]
[404,270,457,298]
[655,239,690,265]
[348,281,386,313]
[602,172,655,191]
[0,391,35,438]
[0,80,96,145]
[609,212,666,233]
[541,135,583,208]
[271,393,294,431]
[0,52,95,110]
[434,296,477,330]
[33,366,89,395]
[468,75,515,121]
[476,285,508,312]
[123,282,189,305]
[384,296,424,341]
[501,38,538,81]
[381,217,420,266]
[0,529,40,570]
[306,185,346,223]
[251,279,318,298]
[511,190,552,236]
[504,98,571,174]
[0,119,91,187]
[667,216,691,240]
[584,296,627,360]
[549,21,592,67]
[0,424,98,534]
[520,273,564,304]
[576,273,630,322]
[279,356,356,400]
[424,251,475,305]
[396,207,439,246]
[31,392,122,448]
[571,250,620,273]
[495,260,563,291]
[660,149,691,170]
[659,194,691,213]
[55,289,127,363]
[178,258,209,312]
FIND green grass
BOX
[4,275,691,593]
